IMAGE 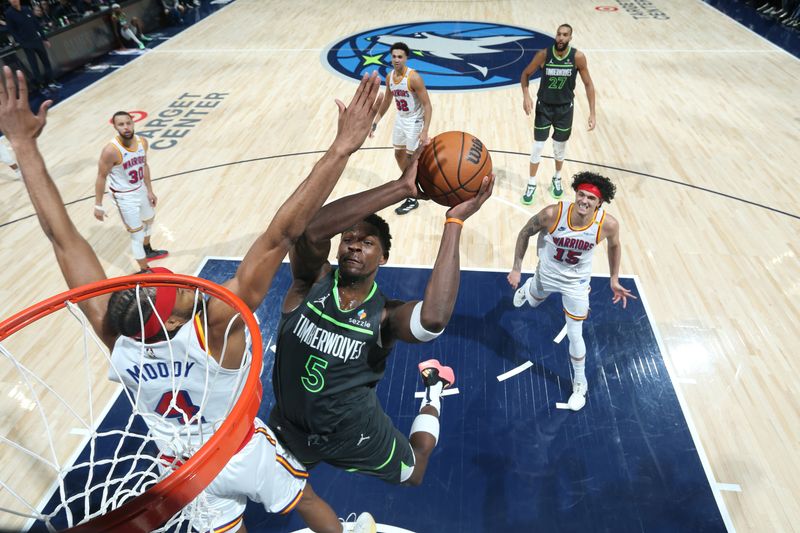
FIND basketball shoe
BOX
[568,379,587,411]
[513,277,534,308]
[521,184,536,205]
[395,198,419,215]
[144,245,169,261]
[550,176,564,199]
[341,512,377,533]
[418,359,455,389]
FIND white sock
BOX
[527,176,537,187]
[553,170,561,184]
[571,356,586,384]
[420,380,444,415]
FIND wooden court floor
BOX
[0,1,798,531]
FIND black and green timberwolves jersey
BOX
[537,46,578,105]
[272,269,391,435]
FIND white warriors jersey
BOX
[109,314,251,456]
[537,200,606,284]
[389,68,423,118]
[108,135,147,192]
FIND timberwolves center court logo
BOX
[323,21,551,92]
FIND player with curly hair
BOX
[507,171,635,411]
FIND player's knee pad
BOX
[130,229,146,260]
[565,317,586,358]
[552,140,567,162]
[530,141,545,164]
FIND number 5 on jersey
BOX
[302,354,328,393]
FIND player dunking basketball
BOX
[370,41,433,215]
[268,153,493,488]
[94,111,168,271]
[507,172,635,411]
[519,24,596,204]
[1,66,383,533]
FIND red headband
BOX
[134,267,177,340]
[576,183,603,202]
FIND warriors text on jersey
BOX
[108,135,147,192]
[537,46,578,105]
[109,314,250,456]
[537,200,605,284]
[389,68,423,118]
[272,269,391,435]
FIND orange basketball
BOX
[417,131,492,207]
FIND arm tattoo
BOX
[512,214,545,271]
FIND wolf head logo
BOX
[324,21,551,92]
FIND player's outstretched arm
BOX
[603,216,636,308]
[520,49,545,116]
[219,72,384,317]
[506,204,558,289]
[387,175,494,344]
[576,51,596,131]
[0,67,112,344]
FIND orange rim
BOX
[0,274,263,533]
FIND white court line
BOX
[696,0,799,63]
[555,402,570,410]
[151,48,323,53]
[414,388,459,399]
[68,428,91,436]
[32,0,239,115]
[291,524,416,533]
[583,48,782,54]
[497,361,533,382]
[634,275,736,532]
[149,47,784,55]
[553,324,567,343]
[716,483,742,493]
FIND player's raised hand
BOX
[445,174,495,222]
[332,71,384,154]
[610,278,636,309]
[507,270,521,289]
[0,67,52,144]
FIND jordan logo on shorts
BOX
[357,433,370,446]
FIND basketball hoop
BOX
[0,273,263,532]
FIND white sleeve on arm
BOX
[409,301,444,342]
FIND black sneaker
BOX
[394,198,419,215]
[145,249,169,261]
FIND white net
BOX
[0,281,258,532]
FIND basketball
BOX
[417,131,492,207]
